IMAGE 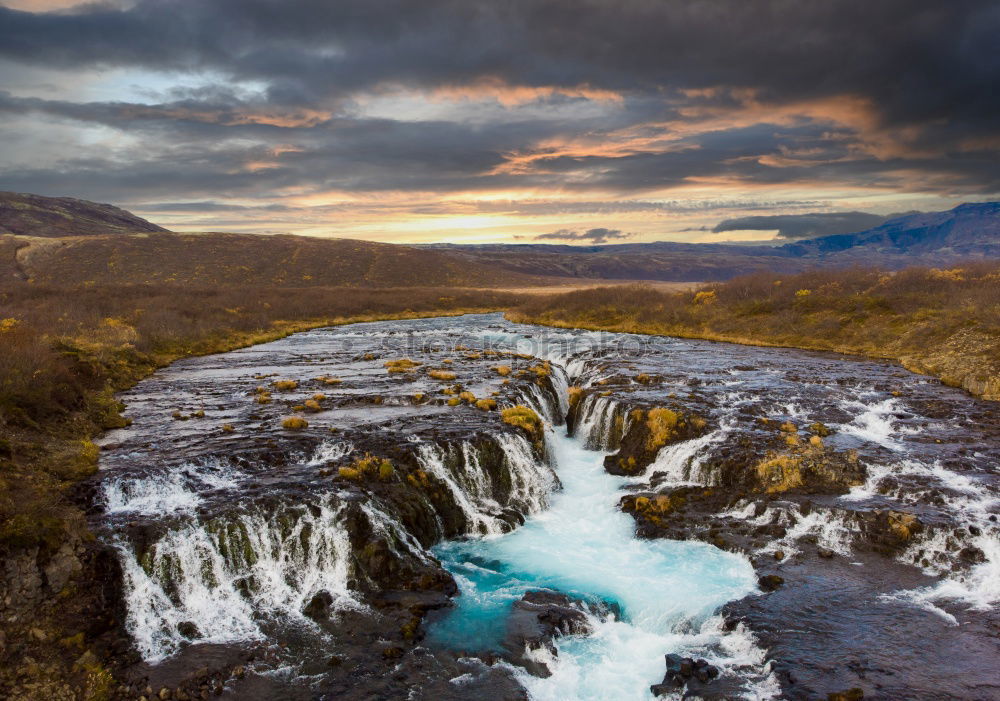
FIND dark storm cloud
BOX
[711,212,922,239]
[2,1,997,134]
[535,228,632,243]
[0,0,997,208]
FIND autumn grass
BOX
[510,262,1000,400]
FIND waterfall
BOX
[414,435,555,537]
[116,497,359,663]
[495,431,558,515]
[574,394,628,450]
[415,442,508,536]
[637,418,734,484]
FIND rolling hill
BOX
[0,191,167,237]
[0,193,551,288]
[1,192,997,287]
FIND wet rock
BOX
[828,688,864,701]
[758,574,785,591]
[651,653,720,696]
[176,622,201,639]
[604,406,708,475]
[502,591,609,677]
[817,547,835,559]
[303,591,334,620]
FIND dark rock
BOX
[303,591,334,620]
[176,622,201,639]
[828,688,864,701]
[502,591,609,677]
[817,547,835,559]
[759,574,785,591]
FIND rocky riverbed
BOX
[83,314,998,700]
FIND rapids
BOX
[91,313,1000,700]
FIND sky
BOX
[0,1,998,245]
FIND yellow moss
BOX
[888,511,919,540]
[304,399,322,412]
[292,404,306,412]
[635,373,653,384]
[645,408,680,451]
[529,362,551,377]
[809,435,824,448]
[501,405,543,438]
[475,398,497,411]
[779,421,797,433]
[465,352,482,359]
[317,375,342,385]
[312,393,326,401]
[273,379,299,391]
[494,365,512,376]
[254,390,272,404]
[192,409,205,418]
[429,368,458,381]
[413,392,425,402]
[281,416,309,430]
[755,454,804,493]
[379,461,395,481]
[785,433,800,446]
[442,385,458,395]
[447,397,461,406]
[567,386,583,408]
[384,358,422,373]
[338,466,361,480]
[795,288,812,297]
[459,391,476,403]
[221,423,235,433]
[693,290,717,305]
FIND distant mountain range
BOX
[427,203,1000,281]
[0,192,997,286]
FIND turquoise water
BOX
[428,428,759,699]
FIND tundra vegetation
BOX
[511,263,1000,400]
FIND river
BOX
[92,313,1000,699]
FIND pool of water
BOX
[428,426,761,699]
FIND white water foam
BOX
[307,439,354,466]
[117,497,359,662]
[102,458,241,515]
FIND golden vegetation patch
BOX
[338,454,394,482]
[567,386,583,408]
[501,405,543,439]
[384,358,422,373]
[429,369,458,381]
[475,398,497,411]
[644,408,681,451]
[754,454,805,493]
[273,379,299,391]
[494,365,512,376]
[281,416,309,430]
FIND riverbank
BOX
[508,263,1000,401]
[0,284,522,699]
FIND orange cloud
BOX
[427,77,624,107]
